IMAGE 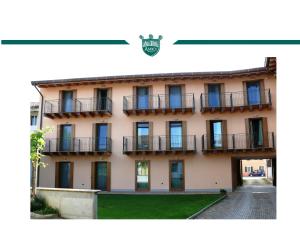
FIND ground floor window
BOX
[55,161,73,188]
[92,161,110,191]
[169,160,185,191]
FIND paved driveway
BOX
[196,184,276,219]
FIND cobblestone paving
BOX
[196,184,276,219]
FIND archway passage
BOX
[231,157,276,190]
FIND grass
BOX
[98,194,223,219]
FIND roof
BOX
[31,57,276,88]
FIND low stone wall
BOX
[36,187,99,219]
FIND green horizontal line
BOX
[1,40,129,45]
[174,40,300,45]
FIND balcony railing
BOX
[123,93,195,115]
[123,135,196,155]
[200,89,272,112]
[43,137,112,155]
[201,132,276,153]
[44,97,112,118]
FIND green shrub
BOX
[35,206,59,215]
[219,189,227,195]
[31,196,46,212]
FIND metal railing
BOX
[123,93,195,111]
[123,135,196,152]
[44,137,112,153]
[44,97,112,114]
[201,132,275,151]
[200,89,271,110]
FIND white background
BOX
[0,0,299,224]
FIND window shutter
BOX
[91,162,95,189]
[149,86,153,109]
[222,120,228,149]
[204,83,208,107]
[132,86,137,109]
[260,80,266,104]
[107,88,112,112]
[243,81,248,106]
[56,125,61,152]
[165,85,169,109]
[262,117,269,148]
[166,121,170,150]
[72,90,77,112]
[93,88,98,111]
[92,123,96,152]
[107,162,111,192]
[182,121,187,150]
[55,162,59,188]
[245,118,250,148]
[206,120,211,150]
[107,123,112,151]
[181,84,186,108]
[133,122,137,151]
[149,122,153,151]
[70,162,74,188]
[59,90,63,112]
[71,124,75,152]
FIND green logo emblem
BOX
[139,34,163,57]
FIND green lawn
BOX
[98,194,223,219]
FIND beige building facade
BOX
[32,57,276,192]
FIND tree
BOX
[30,127,52,197]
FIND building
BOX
[31,57,276,192]
[30,102,40,131]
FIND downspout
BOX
[33,84,44,187]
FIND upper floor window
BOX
[169,85,182,108]
[136,122,149,150]
[170,121,182,149]
[60,124,73,151]
[61,90,74,112]
[210,121,223,148]
[96,89,108,111]
[136,87,149,109]
[96,124,108,151]
[30,115,37,126]
[207,84,221,107]
[246,81,261,105]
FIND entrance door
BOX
[170,160,184,191]
[97,89,108,110]
[95,162,109,191]
[136,161,150,191]
[96,124,108,152]
[58,162,72,188]
[60,125,72,151]
[62,91,73,112]
[169,86,182,108]
[249,118,263,148]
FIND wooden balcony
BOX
[201,132,276,154]
[123,135,196,155]
[200,89,272,113]
[43,137,112,156]
[123,94,195,115]
[44,97,112,119]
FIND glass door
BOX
[137,122,149,150]
[60,125,72,151]
[95,162,108,191]
[136,87,149,109]
[249,118,263,148]
[96,124,108,151]
[59,162,71,188]
[169,86,182,108]
[170,160,184,191]
[170,122,182,150]
[62,91,73,112]
[247,81,261,105]
[136,161,149,191]
[208,84,221,107]
[97,89,108,110]
[210,121,222,149]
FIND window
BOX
[208,84,221,107]
[210,121,222,148]
[170,122,182,149]
[246,81,261,105]
[57,162,72,188]
[62,91,74,112]
[60,125,72,151]
[96,124,108,151]
[96,89,108,110]
[169,85,182,108]
[30,115,37,125]
[249,118,263,148]
[170,160,184,191]
[95,162,109,191]
[137,122,149,150]
[136,161,150,191]
[136,87,149,109]
[259,166,264,171]
[245,166,253,172]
